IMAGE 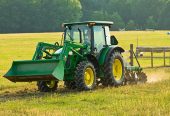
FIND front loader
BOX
[4,21,147,92]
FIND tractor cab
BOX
[63,21,116,53]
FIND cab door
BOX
[93,26,110,54]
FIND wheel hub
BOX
[46,81,56,88]
[113,59,123,81]
[84,68,94,87]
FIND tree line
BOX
[0,0,169,33]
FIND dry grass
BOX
[0,31,170,115]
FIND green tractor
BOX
[4,21,147,92]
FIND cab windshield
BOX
[65,25,91,44]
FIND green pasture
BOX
[0,31,170,115]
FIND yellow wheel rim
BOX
[113,58,123,81]
[84,67,94,87]
[46,81,55,88]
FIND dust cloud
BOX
[146,70,170,83]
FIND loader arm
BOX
[32,42,61,60]
[4,40,86,82]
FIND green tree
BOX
[0,0,170,33]
[0,0,35,33]
[146,16,157,29]
[86,10,125,30]
[158,1,170,29]
[31,0,82,32]
[0,0,82,33]
[111,12,125,30]
[130,0,164,29]
[126,20,136,30]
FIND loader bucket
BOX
[4,59,64,82]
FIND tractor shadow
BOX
[0,82,149,102]
[0,86,101,102]
[0,85,107,102]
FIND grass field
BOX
[0,31,170,115]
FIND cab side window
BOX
[93,26,105,52]
[83,28,91,45]
[105,26,111,45]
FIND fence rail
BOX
[131,45,170,68]
[136,47,170,53]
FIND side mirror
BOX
[110,35,118,45]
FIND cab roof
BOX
[64,21,113,27]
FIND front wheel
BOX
[37,81,58,92]
[102,52,125,86]
[75,61,96,91]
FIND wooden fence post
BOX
[130,44,133,66]
[164,49,166,66]
[151,49,153,68]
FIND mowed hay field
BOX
[0,31,170,115]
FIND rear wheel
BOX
[37,81,58,92]
[75,61,96,91]
[102,52,125,86]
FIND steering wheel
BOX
[55,42,59,46]
[43,50,52,57]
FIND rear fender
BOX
[98,46,125,66]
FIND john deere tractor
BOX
[4,21,147,92]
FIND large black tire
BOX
[37,81,58,92]
[102,52,125,86]
[75,61,96,91]
[64,81,76,90]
